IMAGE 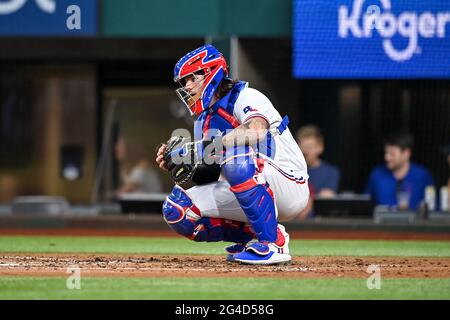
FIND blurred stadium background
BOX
[0,0,450,222]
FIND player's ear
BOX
[403,148,412,159]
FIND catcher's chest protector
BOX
[194,81,247,142]
[194,81,279,160]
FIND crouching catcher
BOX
[155,45,310,265]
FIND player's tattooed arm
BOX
[222,117,269,147]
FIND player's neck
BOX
[393,162,410,180]
[308,158,322,168]
[210,96,218,107]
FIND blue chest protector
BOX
[194,81,247,141]
[194,81,286,159]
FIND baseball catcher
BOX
[156,45,309,264]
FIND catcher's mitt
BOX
[159,136,223,186]
[161,136,202,185]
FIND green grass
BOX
[0,235,449,300]
[0,236,449,257]
[0,277,449,300]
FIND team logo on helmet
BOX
[174,45,228,116]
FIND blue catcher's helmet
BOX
[174,45,228,116]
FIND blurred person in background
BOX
[365,130,434,210]
[441,144,450,211]
[115,136,162,196]
[296,125,340,219]
[447,147,450,211]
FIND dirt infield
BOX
[1,254,449,279]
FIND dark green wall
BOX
[102,0,291,37]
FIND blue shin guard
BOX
[162,185,254,243]
[222,146,292,264]
[221,146,278,244]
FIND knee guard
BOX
[162,185,201,239]
[162,185,254,243]
[222,146,278,243]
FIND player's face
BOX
[175,72,207,114]
[180,72,206,96]
[299,137,324,165]
[384,145,410,170]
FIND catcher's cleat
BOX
[225,243,247,254]
[226,254,236,262]
[225,243,247,262]
[233,225,291,265]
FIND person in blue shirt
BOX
[365,131,434,210]
[296,125,340,219]
[444,145,450,211]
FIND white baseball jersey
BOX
[232,85,309,182]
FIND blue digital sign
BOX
[0,0,97,35]
[293,0,450,78]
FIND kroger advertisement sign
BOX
[293,0,450,78]
[0,0,97,35]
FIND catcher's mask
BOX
[175,71,208,116]
[173,44,228,116]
